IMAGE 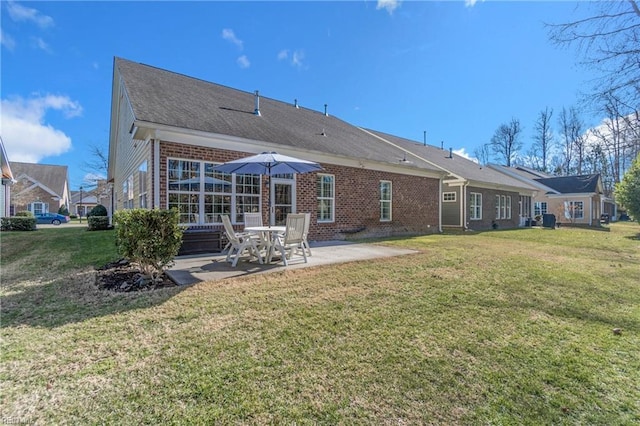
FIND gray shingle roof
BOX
[535,174,601,194]
[9,161,68,196]
[115,57,443,174]
[364,129,537,191]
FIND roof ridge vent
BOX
[254,90,261,116]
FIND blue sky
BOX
[1,1,600,191]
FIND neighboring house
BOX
[70,180,112,217]
[490,165,609,226]
[9,162,71,217]
[1,138,15,217]
[362,130,538,230]
[108,58,533,242]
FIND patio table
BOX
[244,226,286,263]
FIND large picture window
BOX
[317,174,334,222]
[470,192,482,220]
[380,180,392,221]
[167,159,260,225]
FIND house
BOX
[362,130,538,230]
[108,58,535,246]
[490,165,610,226]
[1,138,15,217]
[8,162,71,217]
[70,180,112,217]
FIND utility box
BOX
[542,214,556,228]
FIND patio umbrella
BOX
[213,151,323,225]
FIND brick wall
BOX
[466,186,521,230]
[158,141,441,241]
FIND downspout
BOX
[153,139,160,208]
[461,182,468,229]
[438,176,443,233]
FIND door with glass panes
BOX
[270,175,295,226]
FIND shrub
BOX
[69,214,78,219]
[1,217,37,231]
[113,209,183,281]
[88,204,108,217]
[87,216,111,231]
[15,211,33,217]
[58,205,70,216]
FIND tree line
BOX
[475,0,640,198]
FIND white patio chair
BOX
[221,215,264,267]
[243,212,263,229]
[301,212,312,257]
[271,213,307,266]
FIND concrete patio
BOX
[166,240,417,285]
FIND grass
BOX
[1,223,639,424]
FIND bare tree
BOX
[490,118,523,167]
[473,143,491,165]
[548,1,640,108]
[530,107,554,172]
[557,107,586,175]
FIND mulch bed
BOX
[95,259,177,292]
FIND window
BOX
[506,196,512,219]
[495,195,511,219]
[138,161,148,208]
[123,175,134,209]
[167,159,260,225]
[380,180,392,221]
[29,202,47,215]
[495,195,501,219]
[534,202,547,216]
[317,174,334,222]
[443,192,456,202]
[470,192,482,220]
[566,201,584,219]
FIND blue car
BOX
[35,213,70,225]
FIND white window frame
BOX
[470,192,482,220]
[380,180,392,222]
[166,158,261,225]
[138,161,148,209]
[317,173,335,223]
[30,201,48,215]
[569,201,584,219]
[495,195,501,219]
[534,202,547,216]
[443,192,456,202]
[506,195,512,219]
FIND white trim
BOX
[153,139,160,208]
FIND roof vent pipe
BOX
[294,99,299,109]
[441,141,444,150]
[254,90,261,116]
[324,104,328,116]
[448,147,453,158]
[423,130,427,146]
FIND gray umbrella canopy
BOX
[213,152,323,225]
[213,151,323,175]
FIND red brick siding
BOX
[158,141,440,241]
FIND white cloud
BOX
[377,0,401,15]
[6,1,54,28]
[222,28,243,49]
[465,0,484,7]
[277,49,289,60]
[1,94,82,162]
[31,36,52,53]
[1,29,16,51]
[237,55,250,69]
[453,148,478,163]
[278,48,306,69]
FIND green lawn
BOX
[1,223,639,424]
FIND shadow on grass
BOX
[0,270,188,329]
